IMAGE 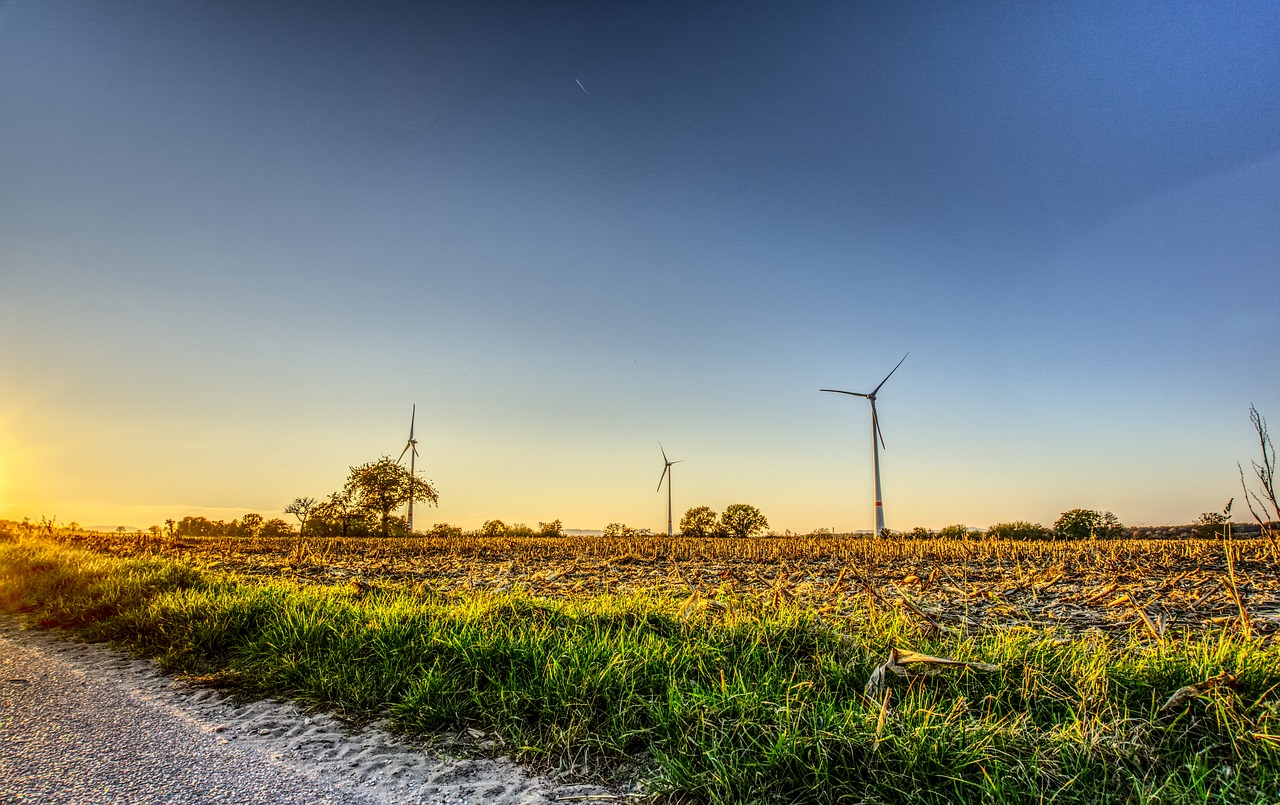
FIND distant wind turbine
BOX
[821,353,908,536]
[655,444,683,537]
[397,404,420,534]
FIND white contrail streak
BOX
[575,78,591,97]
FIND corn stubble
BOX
[7,529,1280,804]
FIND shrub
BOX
[479,520,508,537]
[1054,508,1124,540]
[987,521,1052,540]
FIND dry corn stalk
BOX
[864,646,999,698]
[1159,672,1238,713]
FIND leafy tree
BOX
[1192,511,1229,540]
[603,522,640,538]
[1054,508,1124,540]
[236,513,265,538]
[720,504,768,538]
[284,496,318,536]
[904,526,932,539]
[426,522,463,538]
[537,520,564,537]
[313,490,364,537]
[148,525,161,537]
[987,521,1052,540]
[345,457,439,538]
[479,519,508,537]
[679,506,719,537]
[937,524,971,540]
[259,518,294,538]
[507,522,536,537]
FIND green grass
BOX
[3,536,1280,804]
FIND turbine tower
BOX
[655,444,683,537]
[397,404,419,534]
[821,354,908,536]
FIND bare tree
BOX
[284,496,318,537]
[1239,405,1280,554]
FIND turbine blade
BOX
[659,442,668,463]
[870,353,909,396]
[398,443,411,462]
[820,389,870,398]
[656,464,669,492]
[872,402,886,449]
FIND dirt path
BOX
[0,618,625,804]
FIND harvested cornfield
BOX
[55,530,1280,635]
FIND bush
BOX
[937,524,974,540]
[426,523,463,539]
[602,523,640,538]
[1192,511,1229,540]
[537,520,564,537]
[1054,509,1124,540]
[987,521,1052,540]
[479,520,508,537]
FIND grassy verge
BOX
[2,536,1279,804]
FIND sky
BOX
[1,1,1278,534]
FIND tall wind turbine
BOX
[656,444,682,537]
[821,354,908,536]
[397,405,419,534]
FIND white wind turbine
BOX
[397,405,420,534]
[821,354,908,536]
[655,444,683,537]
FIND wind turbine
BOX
[821,353,908,536]
[397,404,419,534]
[655,444,682,537]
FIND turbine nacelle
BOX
[820,353,908,535]
[398,405,419,463]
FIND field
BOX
[59,530,1280,635]
[5,528,1280,804]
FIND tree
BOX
[345,457,439,538]
[603,522,640,538]
[937,524,971,540]
[426,522,463,538]
[537,520,563,537]
[1240,405,1280,552]
[479,519,508,537]
[987,521,1052,540]
[679,506,718,537]
[284,496,318,537]
[259,518,295,538]
[720,504,768,538]
[237,513,265,538]
[1054,509,1124,540]
[1192,511,1229,540]
[313,490,363,537]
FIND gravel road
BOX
[0,618,621,804]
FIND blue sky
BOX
[2,1,1278,532]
